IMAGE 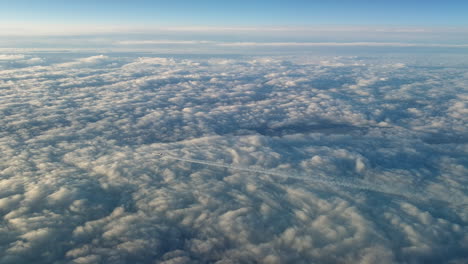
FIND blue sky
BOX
[1,0,468,50]
[2,0,468,26]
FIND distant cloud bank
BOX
[1,24,468,53]
[116,40,468,48]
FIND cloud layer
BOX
[2,25,468,53]
[0,53,467,263]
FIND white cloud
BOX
[117,40,217,45]
[0,54,25,60]
[216,42,468,48]
[56,55,111,67]
[0,53,467,263]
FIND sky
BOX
[1,0,468,52]
[2,0,468,26]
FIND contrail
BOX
[157,153,417,199]
[159,153,468,207]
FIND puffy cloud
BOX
[0,53,467,263]
[0,54,45,71]
[0,54,26,60]
[56,55,112,68]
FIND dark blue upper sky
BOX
[2,0,468,26]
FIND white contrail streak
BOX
[157,153,467,207]
[158,153,416,198]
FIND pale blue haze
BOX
[1,0,468,26]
